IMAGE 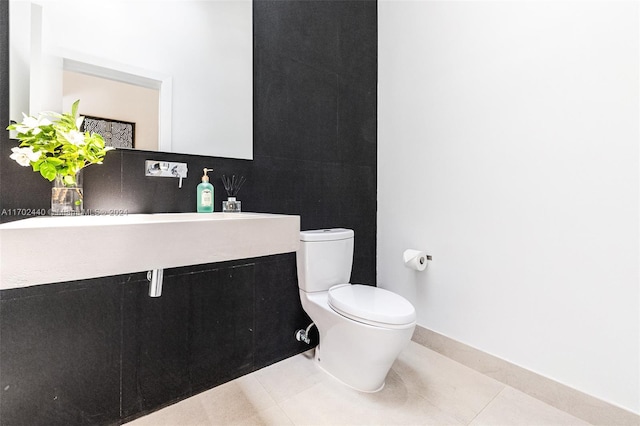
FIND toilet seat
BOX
[328,284,416,328]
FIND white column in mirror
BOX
[9,2,62,119]
[9,1,30,123]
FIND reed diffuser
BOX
[221,174,246,212]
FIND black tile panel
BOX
[189,264,255,392]
[120,150,198,214]
[337,163,377,285]
[337,77,377,167]
[254,253,311,368]
[82,149,124,213]
[248,155,347,230]
[122,275,191,417]
[336,0,378,90]
[254,50,339,163]
[254,0,341,74]
[0,140,51,222]
[0,278,123,425]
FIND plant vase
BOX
[51,170,83,216]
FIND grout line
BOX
[465,386,505,426]
[119,281,124,419]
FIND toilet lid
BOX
[328,284,416,326]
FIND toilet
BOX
[296,228,416,392]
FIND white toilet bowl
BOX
[296,228,416,392]
[299,284,416,392]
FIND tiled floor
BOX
[126,341,590,425]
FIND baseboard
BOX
[412,325,639,426]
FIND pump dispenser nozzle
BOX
[201,168,213,183]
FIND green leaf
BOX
[71,100,80,120]
[46,157,64,166]
[39,162,57,181]
[31,159,43,172]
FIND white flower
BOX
[10,146,41,167]
[14,113,52,135]
[62,130,86,146]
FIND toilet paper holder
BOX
[403,249,431,271]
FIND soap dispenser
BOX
[197,168,214,213]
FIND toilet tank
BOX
[296,228,354,292]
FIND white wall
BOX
[378,0,639,414]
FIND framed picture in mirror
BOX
[81,115,136,149]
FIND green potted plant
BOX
[7,100,113,215]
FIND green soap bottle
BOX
[197,168,214,213]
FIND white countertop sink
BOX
[0,212,300,289]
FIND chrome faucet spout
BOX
[145,160,188,188]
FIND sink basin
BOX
[0,212,300,289]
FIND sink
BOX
[0,212,300,289]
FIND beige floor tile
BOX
[278,368,464,426]
[197,375,278,425]
[469,387,592,426]
[125,395,211,426]
[392,341,505,424]
[228,405,295,426]
[126,343,597,426]
[253,349,328,403]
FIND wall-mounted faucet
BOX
[145,160,188,188]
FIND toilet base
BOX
[300,289,415,393]
[314,345,386,393]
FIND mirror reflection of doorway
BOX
[62,70,160,151]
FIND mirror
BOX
[9,0,253,160]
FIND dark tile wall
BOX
[0,0,377,424]
[1,278,123,425]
